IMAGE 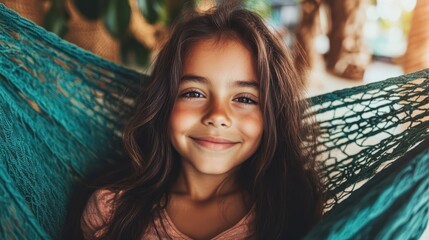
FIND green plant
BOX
[44,0,271,67]
[45,0,194,67]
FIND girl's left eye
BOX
[233,96,258,105]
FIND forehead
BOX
[184,34,252,59]
[182,37,257,83]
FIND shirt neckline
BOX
[160,204,256,239]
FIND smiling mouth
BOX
[190,137,239,150]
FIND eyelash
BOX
[180,89,205,99]
[233,95,258,105]
[179,90,258,105]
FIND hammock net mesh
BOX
[0,4,428,240]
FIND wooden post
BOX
[324,0,371,79]
[295,0,323,70]
[401,0,429,74]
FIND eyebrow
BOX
[180,74,259,90]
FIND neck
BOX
[170,162,241,202]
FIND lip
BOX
[190,136,239,150]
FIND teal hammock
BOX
[1,4,428,240]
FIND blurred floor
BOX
[305,58,404,98]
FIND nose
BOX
[202,99,232,128]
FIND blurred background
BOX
[1,0,428,238]
[1,0,429,98]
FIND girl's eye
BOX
[180,90,205,98]
[234,96,258,105]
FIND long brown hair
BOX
[100,2,323,239]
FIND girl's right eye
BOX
[180,90,205,98]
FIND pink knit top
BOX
[81,189,256,239]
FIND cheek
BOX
[169,104,200,134]
[238,110,264,143]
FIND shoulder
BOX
[80,189,121,240]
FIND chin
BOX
[192,162,238,176]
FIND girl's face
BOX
[169,37,263,176]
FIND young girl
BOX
[81,3,323,239]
